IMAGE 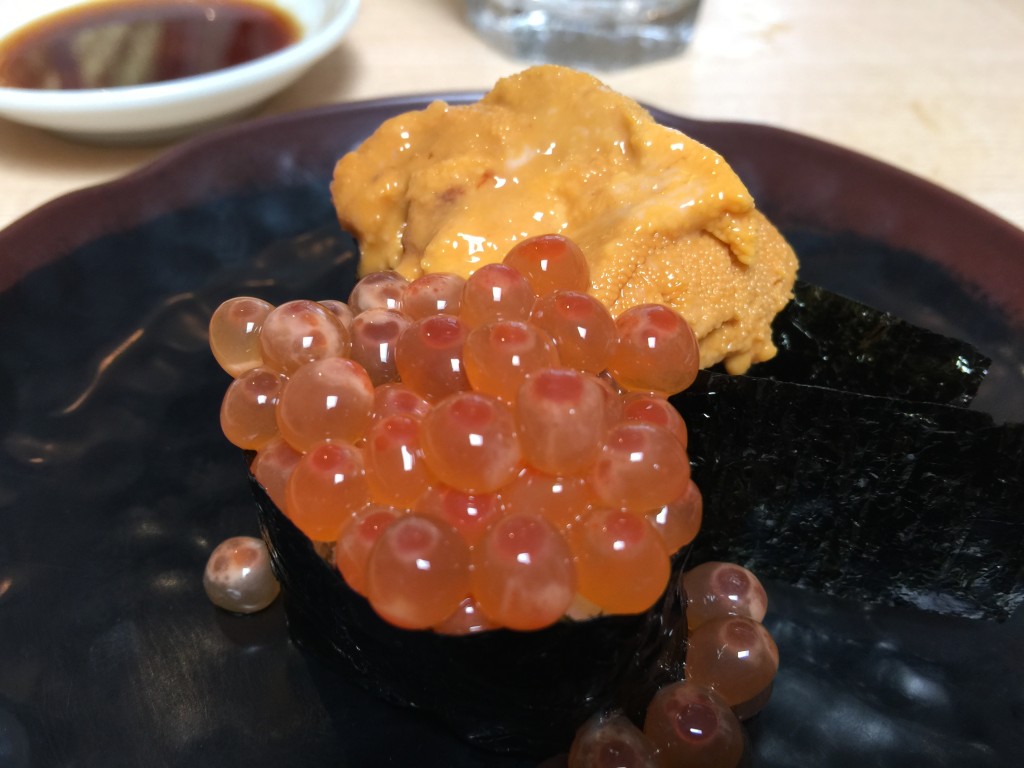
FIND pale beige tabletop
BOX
[1,0,1022,235]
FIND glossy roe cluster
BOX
[209,234,703,633]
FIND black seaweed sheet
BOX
[674,370,1024,621]
[749,281,991,406]
[253,473,689,757]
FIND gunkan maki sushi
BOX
[203,64,1024,764]
[211,236,738,756]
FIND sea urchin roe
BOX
[331,65,798,373]
[642,681,745,768]
[203,535,280,614]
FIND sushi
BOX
[204,65,1023,762]
[212,238,718,755]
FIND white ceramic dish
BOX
[0,0,359,143]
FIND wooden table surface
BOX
[1,0,1022,235]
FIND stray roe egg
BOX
[203,535,280,614]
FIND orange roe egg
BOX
[318,299,355,331]
[568,507,671,614]
[250,436,301,512]
[499,466,594,530]
[402,272,466,319]
[203,535,280,614]
[348,270,409,313]
[219,366,286,450]
[591,423,690,512]
[620,392,688,448]
[415,484,506,547]
[433,595,498,635]
[275,357,375,452]
[285,441,368,542]
[685,616,780,716]
[460,262,536,328]
[529,290,616,374]
[502,233,589,296]
[349,308,411,386]
[515,368,607,475]
[463,320,559,402]
[648,479,703,554]
[365,414,436,508]
[365,515,472,630]
[420,391,522,493]
[643,681,745,768]
[258,299,350,373]
[209,296,273,377]
[470,512,576,630]
[370,383,431,424]
[595,373,625,426]
[682,561,768,631]
[606,304,699,395]
[394,314,470,401]
[568,710,659,768]
[334,503,401,595]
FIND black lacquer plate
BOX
[1,95,1023,768]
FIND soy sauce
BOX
[0,0,302,90]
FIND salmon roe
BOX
[211,234,711,633]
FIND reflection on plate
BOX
[0,97,1022,767]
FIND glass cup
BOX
[464,0,702,70]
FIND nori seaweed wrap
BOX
[749,282,991,406]
[674,370,1024,621]
[252,473,689,756]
